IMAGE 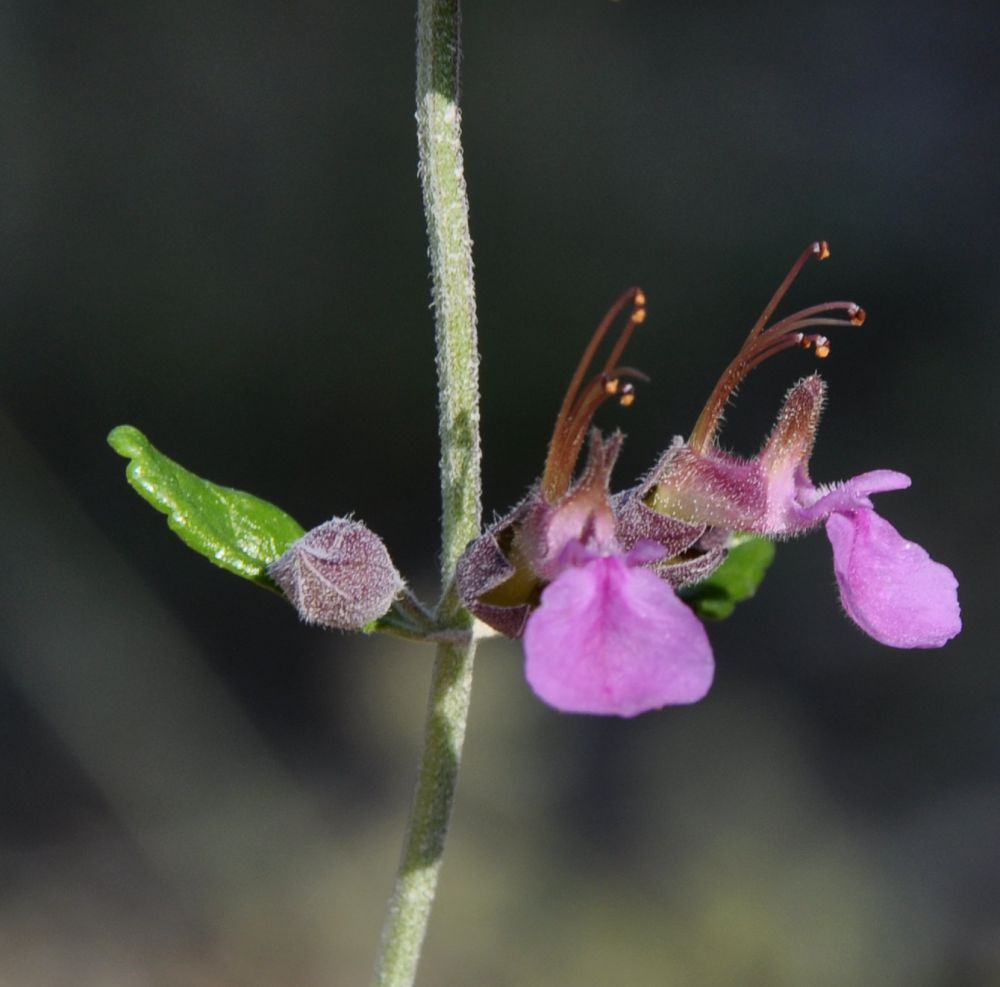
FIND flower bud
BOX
[268,518,403,630]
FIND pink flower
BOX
[459,242,961,719]
[456,291,721,716]
[643,242,961,649]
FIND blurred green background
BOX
[2,2,998,984]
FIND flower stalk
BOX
[371,2,481,985]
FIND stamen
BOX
[738,241,829,349]
[553,287,642,440]
[601,296,647,377]
[557,368,647,490]
[689,241,864,452]
[764,301,864,339]
[738,333,806,378]
[541,289,648,500]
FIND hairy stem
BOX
[370,637,476,987]
[418,0,481,597]
[370,2,482,985]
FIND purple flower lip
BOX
[827,507,960,648]
[523,551,714,717]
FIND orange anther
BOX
[815,241,831,261]
[849,305,866,326]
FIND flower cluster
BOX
[457,243,961,717]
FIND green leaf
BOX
[682,535,776,621]
[108,425,305,591]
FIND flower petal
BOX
[523,555,714,716]
[796,470,911,523]
[826,507,961,648]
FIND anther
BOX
[634,290,647,308]
[618,383,636,407]
[633,307,647,324]
[603,377,620,396]
[848,304,866,326]
[800,334,831,358]
[814,241,831,261]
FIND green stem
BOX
[371,2,482,985]
[418,0,482,596]
[370,638,477,987]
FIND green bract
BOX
[682,535,776,621]
[107,425,305,591]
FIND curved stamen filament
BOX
[542,290,648,501]
[774,316,864,334]
[601,292,646,376]
[550,367,649,497]
[738,241,828,350]
[738,333,832,379]
[552,287,643,447]
[763,301,865,339]
[689,242,863,453]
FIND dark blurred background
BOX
[2,1,998,984]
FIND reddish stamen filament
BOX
[688,241,865,452]
[541,288,647,501]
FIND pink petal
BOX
[826,507,961,648]
[523,556,714,717]
[797,470,911,523]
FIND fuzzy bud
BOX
[269,518,403,630]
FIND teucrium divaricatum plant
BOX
[108,3,961,985]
